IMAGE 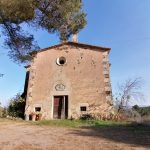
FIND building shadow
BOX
[69,123,150,148]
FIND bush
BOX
[132,105,150,117]
[80,114,95,120]
[7,94,25,119]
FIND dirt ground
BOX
[0,121,150,150]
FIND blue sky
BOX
[0,0,150,106]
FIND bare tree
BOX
[114,77,144,115]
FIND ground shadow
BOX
[70,123,150,148]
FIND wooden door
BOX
[53,96,64,119]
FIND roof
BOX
[30,41,111,56]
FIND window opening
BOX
[35,107,41,112]
[80,106,87,112]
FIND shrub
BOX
[7,94,25,119]
[80,114,95,120]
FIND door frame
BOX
[52,95,69,119]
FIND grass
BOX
[31,119,150,134]
[31,119,128,128]
[32,119,90,128]
[1,118,150,132]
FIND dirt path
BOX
[0,121,149,150]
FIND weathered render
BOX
[24,42,113,120]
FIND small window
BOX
[35,107,41,112]
[56,57,67,66]
[80,106,87,112]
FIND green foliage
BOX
[0,105,3,117]
[132,105,150,117]
[0,118,135,128]
[7,94,25,119]
[0,0,86,63]
[1,107,7,118]
[32,119,127,128]
[0,105,7,118]
[0,0,35,24]
[132,105,139,110]
[80,114,95,120]
[33,120,86,128]
[36,0,86,41]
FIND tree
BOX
[0,103,6,118]
[132,104,139,110]
[114,77,144,115]
[1,107,7,118]
[0,0,86,63]
[132,105,150,117]
[7,93,25,119]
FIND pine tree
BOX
[0,0,86,63]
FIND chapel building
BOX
[23,40,113,121]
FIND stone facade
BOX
[24,42,113,120]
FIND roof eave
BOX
[30,41,111,57]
